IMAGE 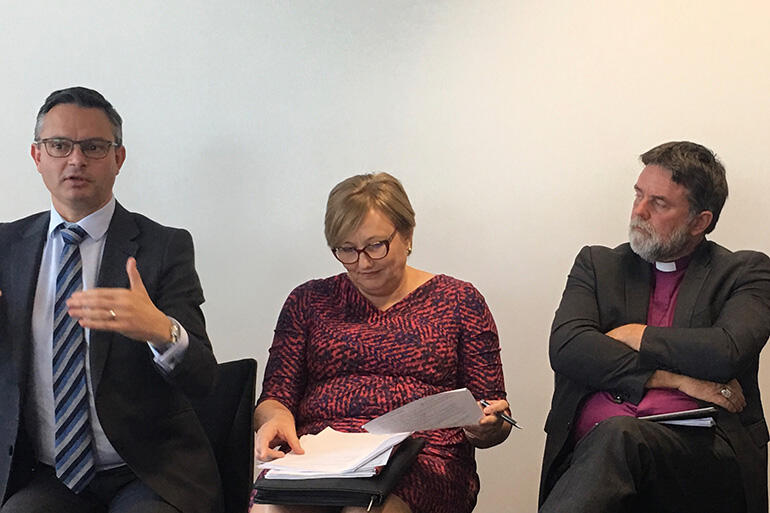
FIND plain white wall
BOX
[2,2,770,511]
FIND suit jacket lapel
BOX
[672,242,711,328]
[90,202,139,391]
[7,213,49,396]
[624,249,652,323]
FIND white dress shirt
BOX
[26,197,189,469]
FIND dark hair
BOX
[640,141,728,234]
[35,87,123,146]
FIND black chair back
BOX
[191,358,257,513]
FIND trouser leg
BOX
[109,478,180,513]
[89,465,180,513]
[1,464,179,513]
[539,416,746,513]
[0,465,102,513]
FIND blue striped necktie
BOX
[53,223,96,493]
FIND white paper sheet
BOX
[362,388,483,434]
[264,447,394,479]
[258,427,410,476]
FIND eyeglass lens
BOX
[41,138,114,159]
[334,240,390,264]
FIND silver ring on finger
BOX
[720,386,733,399]
[109,309,117,321]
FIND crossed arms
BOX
[550,244,770,410]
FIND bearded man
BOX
[538,141,770,513]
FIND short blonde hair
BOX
[324,173,416,247]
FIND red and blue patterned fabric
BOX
[254,273,506,513]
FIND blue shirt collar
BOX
[47,196,116,241]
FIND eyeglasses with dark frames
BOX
[332,229,399,264]
[34,138,120,159]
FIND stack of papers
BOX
[660,417,715,427]
[259,427,411,480]
[259,388,488,480]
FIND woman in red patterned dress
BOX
[251,173,510,513]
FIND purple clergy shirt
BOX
[573,255,700,440]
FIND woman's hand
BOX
[462,399,512,448]
[253,399,305,462]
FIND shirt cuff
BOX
[148,317,190,373]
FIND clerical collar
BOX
[654,254,692,272]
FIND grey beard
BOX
[629,219,692,263]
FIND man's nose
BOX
[67,144,88,165]
[632,199,649,220]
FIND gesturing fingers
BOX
[67,289,132,323]
[64,257,171,343]
[68,292,123,308]
[126,257,149,297]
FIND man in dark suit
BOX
[539,141,770,513]
[0,87,222,512]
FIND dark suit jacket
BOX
[0,202,223,513]
[540,241,770,513]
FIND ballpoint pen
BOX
[480,399,523,429]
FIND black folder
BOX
[638,406,718,422]
[252,436,425,508]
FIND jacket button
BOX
[612,394,623,404]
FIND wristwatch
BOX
[168,319,180,344]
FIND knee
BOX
[595,415,645,435]
[577,416,649,457]
[566,416,659,490]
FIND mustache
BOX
[629,217,652,233]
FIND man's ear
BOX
[690,210,713,236]
[31,143,42,167]
[114,145,126,175]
